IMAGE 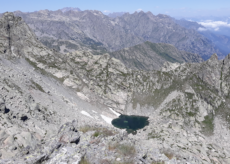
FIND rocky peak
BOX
[0,12,58,59]
[223,53,230,62]
[37,9,50,15]
[208,53,218,61]
[205,53,220,68]
[0,12,24,56]
[146,11,156,20]
[156,14,170,18]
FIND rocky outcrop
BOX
[0,12,60,60]
[0,95,6,113]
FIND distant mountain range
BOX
[175,18,230,56]
[111,41,203,70]
[12,9,225,60]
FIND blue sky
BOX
[1,0,230,17]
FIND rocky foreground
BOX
[0,12,230,164]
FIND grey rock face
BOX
[0,12,59,60]
[0,95,5,113]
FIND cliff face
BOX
[0,12,60,59]
[0,12,28,56]
[0,13,230,164]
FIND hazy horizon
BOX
[1,0,230,18]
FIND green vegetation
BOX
[35,56,60,69]
[185,92,194,99]
[31,80,45,93]
[147,42,181,63]
[25,58,65,83]
[108,142,136,157]
[112,160,134,164]
[151,161,165,164]
[79,125,115,137]
[92,128,114,137]
[79,125,95,133]
[164,152,174,160]
[186,111,196,117]
[79,157,90,164]
[3,79,23,94]
[201,115,214,136]
[148,130,162,139]
[160,149,175,160]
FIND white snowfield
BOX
[109,108,120,117]
[81,110,94,119]
[77,92,90,102]
[101,114,112,124]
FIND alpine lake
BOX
[111,115,149,134]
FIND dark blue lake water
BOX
[111,115,149,134]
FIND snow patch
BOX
[11,47,17,57]
[81,111,93,119]
[109,108,120,117]
[92,110,97,113]
[77,92,90,102]
[101,115,112,124]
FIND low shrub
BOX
[151,160,165,164]
[118,144,136,156]
[93,128,114,137]
[163,151,174,160]
[108,142,136,157]
[79,125,115,137]
[79,125,95,133]
[79,157,90,164]
[112,160,134,164]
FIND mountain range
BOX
[12,9,226,60]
